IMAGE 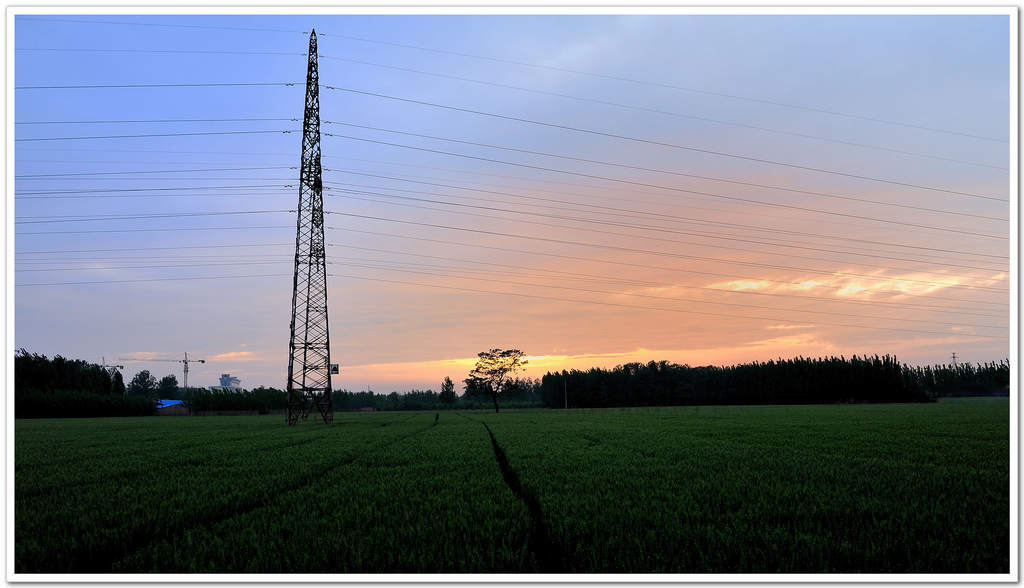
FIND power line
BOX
[16,165,294,177]
[18,225,291,235]
[322,160,1007,259]
[18,16,306,35]
[313,31,1007,143]
[17,243,292,255]
[18,254,293,263]
[322,132,1006,240]
[18,177,296,183]
[16,118,296,125]
[338,189,1006,288]
[16,260,290,272]
[322,122,1006,222]
[323,246,1007,318]
[16,160,1003,262]
[327,228,1007,309]
[15,259,1004,339]
[17,157,1007,253]
[323,169,1008,258]
[317,54,1004,170]
[324,243,1005,318]
[321,85,1005,202]
[17,47,305,57]
[324,213,1009,293]
[325,273,1006,341]
[15,210,294,224]
[16,192,289,201]
[12,238,1005,310]
[15,184,291,196]
[326,187,1006,274]
[15,81,297,89]
[325,260,1003,330]
[17,147,1006,251]
[16,50,1005,167]
[329,179,997,265]
[15,129,297,142]
[14,257,1002,330]
[16,273,292,287]
[19,16,1005,142]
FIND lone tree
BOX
[127,370,157,398]
[467,349,528,413]
[158,374,179,399]
[439,376,457,407]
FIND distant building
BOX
[219,373,241,388]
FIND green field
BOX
[15,398,1009,574]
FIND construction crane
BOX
[100,357,126,398]
[119,352,206,397]
[100,357,124,372]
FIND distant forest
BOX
[13,349,1010,418]
[540,356,1010,408]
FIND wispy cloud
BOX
[709,279,774,291]
[706,270,992,299]
[207,351,262,362]
[120,351,164,361]
[765,324,816,330]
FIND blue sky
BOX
[13,14,1011,391]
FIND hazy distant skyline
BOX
[13,13,1011,391]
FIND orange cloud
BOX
[207,351,262,362]
[121,351,163,361]
[705,270,991,300]
[711,279,773,291]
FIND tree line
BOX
[539,356,1010,408]
[15,349,151,418]
[14,349,1010,418]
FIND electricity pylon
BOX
[285,29,334,426]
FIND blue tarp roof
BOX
[156,399,185,409]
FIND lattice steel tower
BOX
[286,30,333,425]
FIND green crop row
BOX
[15,398,1009,574]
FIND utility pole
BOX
[285,29,334,426]
[564,375,567,409]
[952,352,958,368]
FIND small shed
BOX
[155,399,188,416]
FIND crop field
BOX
[15,398,1008,574]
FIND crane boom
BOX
[118,352,207,401]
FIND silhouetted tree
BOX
[14,350,152,417]
[157,374,179,398]
[439,376,457,406]
[110,370,126,397]
[127,370,158,398]
[467,349,528,413]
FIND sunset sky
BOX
[13,13,1012,392]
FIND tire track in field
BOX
[480,421,565,572]
[109,416,438,572]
